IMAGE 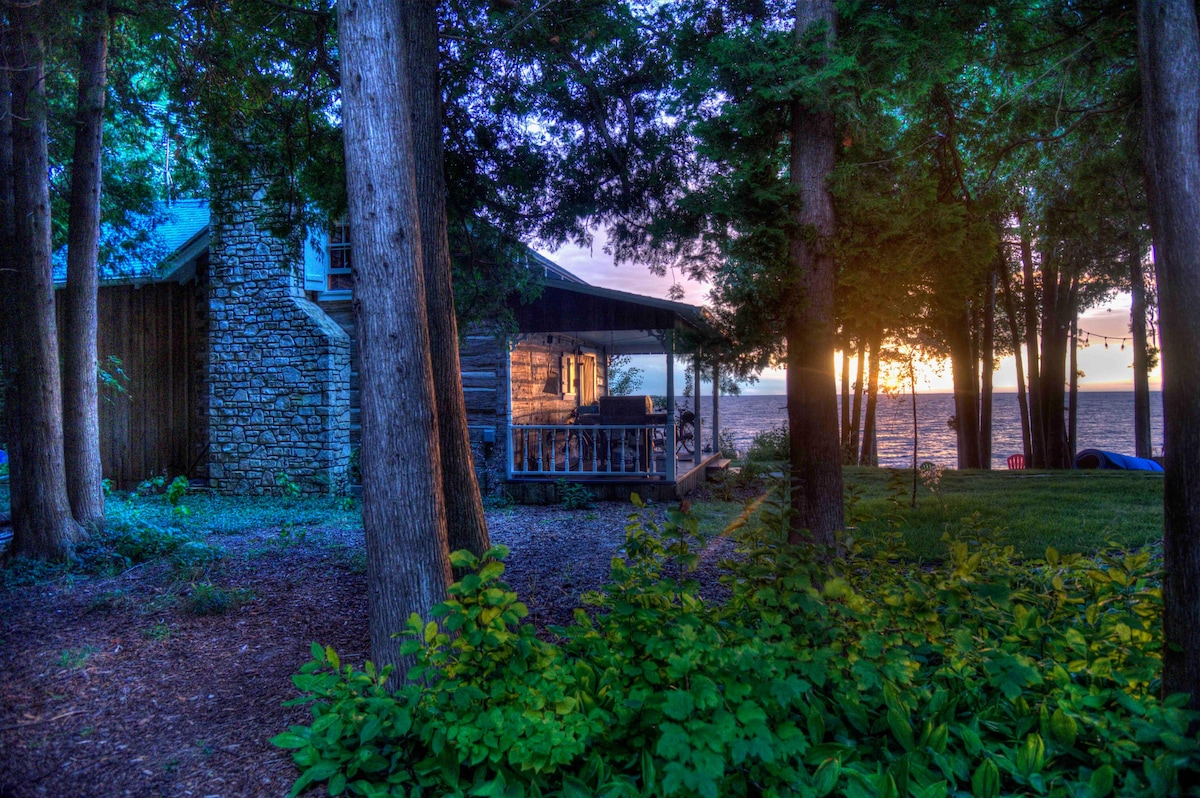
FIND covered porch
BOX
[503,280,726,501]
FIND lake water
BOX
[682,392,1164,469]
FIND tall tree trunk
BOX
[1130,243,1154,459]
[1138,0,1200,709]
[61,0,109,529]
[1039,260,1074,469]
[999,256,1032,460]
[338,0,451,682]
[860,326,881,467]
[403,0,489,559]
[949,310,982,469]
[1068,313,1079,464]
[1,5,83,559]
[980,265,996,469]
[784,0,843,548]
[1020,216,1045,466]
[850,335,865,462]
[839,345,850,462]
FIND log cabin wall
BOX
[317,301,511,493]
[57,269,210,489]
[508,335,608,425]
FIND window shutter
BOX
[303,228,328,292]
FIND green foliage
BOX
[185,582,253,617]
[608,354,645,396]
[556,479,594,511]
[745,424,789,462]
[277,471,302,498]
[166,476,189,506]
[277,504,1200,798]
[97,355,131,403]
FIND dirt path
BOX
[0,500,738,798]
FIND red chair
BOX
[1007,453,1026,470]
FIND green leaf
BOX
[1089,765,1115,798]
[663,691,696,721]
[972,760,999,798]
[328,772,347,796]
[1049,708,1077,749]
[813,758,840,797]
[270,732,308,749]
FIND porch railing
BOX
[509,423,669,479]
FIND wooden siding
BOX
[58,276,208,489]
[316,302,508,444]
[508,335,608,425]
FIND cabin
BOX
[56,197,728,502]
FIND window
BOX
[328,221,352,292]
[560,353,577,397]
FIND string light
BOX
[1077,327,1132,350]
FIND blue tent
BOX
[1074,448,1163,472]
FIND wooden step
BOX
[706,458,732,474]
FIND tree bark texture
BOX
[859,326,881,467]
[999,257,1032,460]
[338,0,452,682]
[402,0,490,559]
[979,265,996,468]
[1068,314,1079,462]
[1130,244,1154,459]
[1038,258,1075,469]
[1020,219,1046,466]
[1138,0,1200,708]
[61,0,109,529]
[849,336,865,463]
[839,347,850,461]
[948,311,982,469]
[2,5,83,559]
[785,0,844,548]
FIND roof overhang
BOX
[509,279,708,355]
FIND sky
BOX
[538,233,1160,396]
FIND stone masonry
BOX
[207,194,351,494]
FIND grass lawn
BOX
[842,465,1163,559]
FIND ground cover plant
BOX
[275,494,1197,798]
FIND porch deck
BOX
[506,422,723,503]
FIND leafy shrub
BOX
[185,582,252,616]
[745,423,789,462]
[276,500,1200,798]
[557,479,593,510]
[75,518,188,571]
[277,471,302,498]
[166,476,189,506]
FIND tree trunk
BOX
[1069,313,1079,464]
[839,346,850,461]
[1130,243,1154,459]
[1039,259,1074,469]
[61,0,109,529]
[403,0,489,559]
[1,5,83,560]
[785,0,843,547]
[338,0,452,682]
[1138,0,1200,709]
[860,326,881,467]
[979,264,996,469]
[999,256,1032,460]
[850,335,865,463]
[1020,216,1046,466]
[949,309,982,469]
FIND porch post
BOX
[504,335,514,480]
[665,331,676,481]
[693,350,702,459]
[712,361,721,457]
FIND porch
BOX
[502,278,727,500]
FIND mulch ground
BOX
[0,501,741,798]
